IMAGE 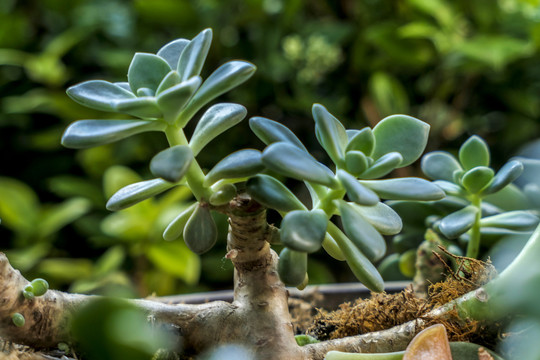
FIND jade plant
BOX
[2,28,540,360]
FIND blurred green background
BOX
[1,0,540,297]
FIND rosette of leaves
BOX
[244,104,445,291]
[62,29,256,256]
[409,135,539,259]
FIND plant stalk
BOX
[466,196,482,258]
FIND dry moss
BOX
[307,248,504,349]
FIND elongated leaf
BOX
[127,53,171,92]
[280,210,328,253]
[278,248,307,287]
[439,205,479,239]
[246,174,306,212]
[461,166,494,193]
[156,38,189,69]
[327,222,384,292]
[480,211,539,230]
[352,202,402,235]
[372,115,429,166]
[482,160,523,195]
[345,151,369,176]
[421,151,462,182]
[62,119,165,149]
[346,127,375,155]
[0,177,39,232]
[183,203,217,254]
[106,179,175,211]
[337,169,379,206]
[114,97,162,118]
[163,203,197,241]
[338,201,387,261]
[204,149,264,186]
[459,135,490,170]
[67,80,136,112]
[177,29,212,81]
[312,104,348,165]
[361,178,445,201]
[190,103,247,155]
[360,152,403,179]
[322,233,346,261]
[180,61,256,124]
[249,117,307,151]
[262,142,337,187]
[150,145,193,183]
[432,180,465,196]
[156,76,201,122]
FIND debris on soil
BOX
[307,248,504,350]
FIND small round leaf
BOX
[345,151,369,176]
[421,151,462,182]
[183,203,217,254]
[459,135,490,170]
[278,248,307,287]
[461,166,494,194]
[150,145,193,183]
[12,313,25,327]
[439,205,479,239]
[346,127,375,155]
[280,210,328,253]
[30,278,49,296]
[209,183,237,206]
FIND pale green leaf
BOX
[280,210,328,253]
[204,149,263,186]
[66,80,136,112]
[183,204,217,254]
[156,38,189,69]
[361,178,445,200]
[421,151,462,182]
[106,179,176,211]
[459,135,490,170]
[312,104,348,166]
[246,174,306,212]
[190,103,247,155]
[127,53,171,92]
[439,205,479,239]
[177,29,212,81]
[249,116,307,151]
[150,145,193,183]
[62,119,165,149]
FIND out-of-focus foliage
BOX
[2,0,540,294]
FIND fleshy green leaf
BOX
[180,61,256,124]
[61,120,165,149]
[461,166,494,194]
[480,211,539,230]
[208,183,237,206]
[280,210,328,253]
[66,80,136,112]
[156,71,182,95]
[127,53,172,93]
[322,233,346,261]
[459,135,490,170]
[439,205,479,239]
[346,127,375,155]
[249,117,307,151]
[150,145,193,183]
[183,203,217,254]
[106,179,176,211]
[433,180,465,196]
[360,152,403,179]
[278,248,307,287]
[372,114,429,166]
[338,201,387,261]
[345,151,369,176]
[337,169,379,206]
[190,103,247,155]
[421,151,462,182]
[246,174,306,212]
[361,178,445,201]
[327,223,384,292]
[482,160,523,195]
[156,39,189,69]
[177,29,212,81]
[156,76,201,122]
[163,203,197,241]
[352,202,402,235]
[262,142,337,187]
[203,149,264,186]
[312,104,348,166]
[114,97,162,118]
